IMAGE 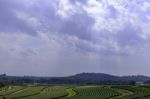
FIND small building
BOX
[136,81,144,85]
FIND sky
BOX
[0,0,150,76]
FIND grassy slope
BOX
[5,86,45,99]
[0,86,25,96]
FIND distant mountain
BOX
[70,73,150,82]
[69,73,120,81]
[121,75,150,82]
[1,73,150,85]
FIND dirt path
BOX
[65,88,76,98]
[57,88,76,99]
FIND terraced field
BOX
[21,86,68,99]
[6,86,45,99]
[0,86,25,96]
[112,85,150,99]
[64,86,120,99]
[0,85,150,99]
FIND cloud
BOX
[0,0,38,35]
[0,0,150,76]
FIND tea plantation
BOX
[0,85,150,99]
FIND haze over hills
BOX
[70,73,150,82]
[1,73,150,85]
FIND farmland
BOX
[0,85,150,99]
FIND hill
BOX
[69,73,120,81]
[0,73,150,85]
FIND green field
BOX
[0,85,150,99]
